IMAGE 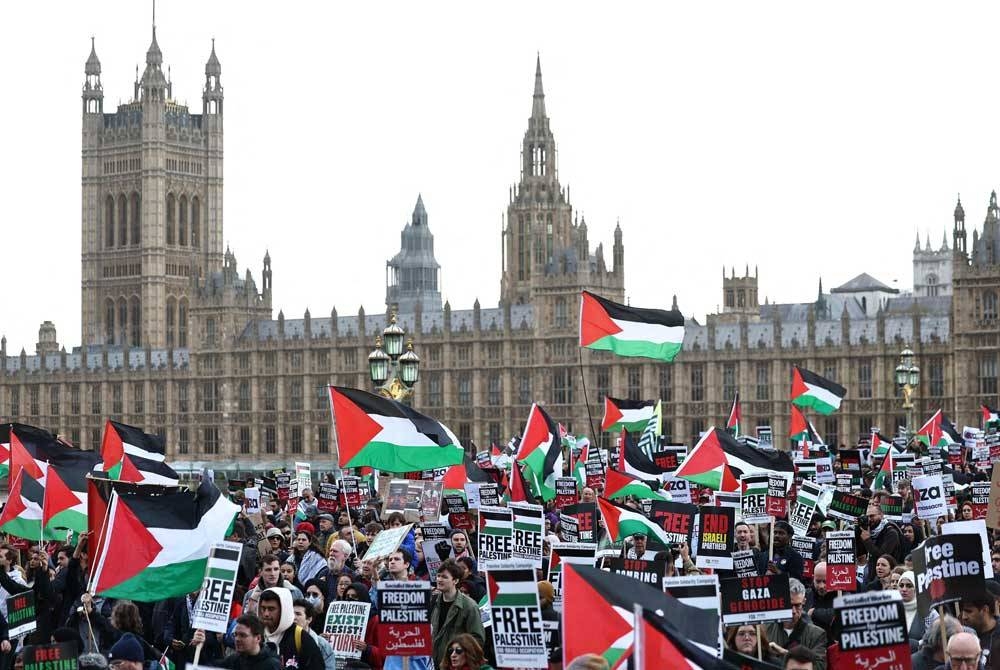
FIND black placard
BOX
[608,557,666,590]
[732,550,760,578]
[696,506,735,569]
[562,503,598,543]
[720,573,792,625]
[827,490,870,521]
[648,500,697,547]
[913,533,986,617]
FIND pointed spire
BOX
[671,295,679,311]
[914,231,921,251]
[206,37,221,75]
[941,228,949,251]
[818,277,823,297]
[146,26,162,66]
[85,37,101,75]
[955,194,965,220]
[925,230,932,251]
[531,53,546,118]
[412,193,427,226]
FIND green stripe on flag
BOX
[493,593,539,607]
[588,337,682,362]
[98,558,207,602]
[208,567,236,581]
[483,527,512,537]
[513,521,539,532]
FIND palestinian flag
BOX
[603,468,667,502]
[488,568,540,608]
[579,290,685,362]
[789,405,809,442]
[602,397,657,433]
[43,446,102,533]
[790,366,846,415]
[617,430,670,482]
[674,428,794,492]
[329,386,463,471]
[870,431,897,463]
[508,461,540,505]
[0,468,62,541]
[597,497,672,545]
[158,651,177,670]
[0,426,10,482]
[871,449,893,493]
[726,393,741,438]
[439,454,493,497]
[941,414,963,445]
[916,409,947,448]
[89,478,240,601]
[634,606,732,670]
[562,564,722,669]
[516,403,563,502]
[983,404,1000,426]
[479,506,513,540]
[100,420,179,485]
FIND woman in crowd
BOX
[439,633,494,670]
[863,554,897,591]
[289,524,328,584]
[303,579,328,635]
[899,570,937,645]
[342,582,384,669]
[281,561,302,593]
[725,625,779,665]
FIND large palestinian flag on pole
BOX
[674,427,794,492]
[42,446,103,533]
[329,386,463,471]
[916,409,957,448]
[597,497,672,545]
[562,564,722,669]
[516,403,563,502]
[0,468,62,541]
[579,291,685,362]
[726,393,741,438]
[790,366,846,415]
[602,397,656,433]
[89,478,239,602]
[634,606,731,670]
[100,420,179,485]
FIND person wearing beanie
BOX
[537,581,562,664]
[767,520,804,581]
[107,632,144,670]
[289,527,327,584]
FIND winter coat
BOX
[764,618,828,670]
[430,592,485,667]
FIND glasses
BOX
[283,531,292,537]
[790,602,804,610]
[949,654,981,668]
[736,630,757,638]
[448,647,466,655]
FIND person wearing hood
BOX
[898,570,936,648]
[449,530,473,560]
[195,614,280,670]
[258,587,325,669]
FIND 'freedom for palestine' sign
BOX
[832,590,909,669]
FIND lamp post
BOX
[368,312,420,402]
[894,347,920,446]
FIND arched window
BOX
[105,195,115,248]
[166,194,176,245]
[130,296,141,346]
[178,195,188,246]
[117,195,127,247]
[166,297,176,348]
[130,192,140,245]
[178,298,189,347]
[105,299,115,344]
[117,297,127,345]
[985,291,998,320]
[191,196,201,248]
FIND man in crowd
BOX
[450,530,472,559]
[804,561,835,635]
[297,488,319,523]
[107,633,146,670]
[195,614,280,669]
[315,513,337,552]
[768,520,804,581]
[912,615,966,670]
[764,578,827,670]
[859,503,904,564]
[959,592,1000,667]
[243,555,302,611]
[258,587,325,670]
[581,487,597,503]
[430,559,485,664]
[386,548,414,581]
[292,598,336,669]
[783,646,818,670]
[946,632,984,670]
[734,521,768,575]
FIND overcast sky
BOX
[2,2,999,352]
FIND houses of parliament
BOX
[1,25,999,471]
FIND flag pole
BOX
[576,348,599,443]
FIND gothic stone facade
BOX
[0,33,996,469]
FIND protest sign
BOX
[972,481,991,520]
[943,473,957,510]
[477,482,501,508]
[714,491,741,510]
[912,474,947,521]
[362,523,414,562]
[740,474,770,525]
[586,447,605,489]
[243,486,261,517]
[378,581,432,656]
[794,459,817,484]
[476,450,493,469]
[827,490,870,522]
[662,574,724,655]
[276,471,291,502]
[791,535,817,580]
[732,550,760,578]
[826,531,857,592]
[22,642,78,670]
[510,501,544,567]
[814,457,834,484]
[191,541,243,633]
[6,591,36,639]
[988,464,1000,529]
[942,519,994,579]
[608,557,666,591]
[479,505,514,568]
[324,600,372,664]
[385,480,409,516]
[558,511,579,542]
[420,524,451,581]
[295,461,312,494]
[554,477,578,509]
[340,476,361,507]
[696,506,735,569]
[913,533,985,617]
[316,481,339,513]
[831,590,910,669]
[648,500,697,547]
[879,494,903,522]
[548,542,596,612]
[662,474,692,504]
[947,444,963,467]
[766,473,788,518]
[420,481,442,523]
[789,481,822,536]
[923,458,944,477]
[720,573,792,625]
[562,503,599,543]
[261,476,278,498]
[652,445,687,472]
[835,473,853,492]
[840,449,863,472]
[488,569,548,668]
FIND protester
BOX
[244,555,303,611]
[782,645,818,670]
[912,614,965,670]
[862,553,897,591]
[899,570,936,645]
[291,598,336,670]
[725,625,780,664]
[804,562,835,635]
[163,589,224,665]
[946,632,983,670]
[430,559,485,664]
[302,580,328,635]
[959,592,1000,667]
[342,582,385,669]
[859,504,904,564]
[538,580,562,666]
[764,578,827,670]
[289,527,328,584]
[205,614,281,669]
[106,633,146,670]
[450,531,473,559]
[439,633,494,670]
[767,521,804,581]
[258,587,325,669]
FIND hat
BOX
[317,513,335,523]
[774,520,794,536]
[108,633,144,662]
[821,520,837,530]
[266,527,283,539]
[295,521,316,535]
[632,532,647,540]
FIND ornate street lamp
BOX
[895,346,920,444]
[368,313,420,402]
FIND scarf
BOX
[871,517,889,538]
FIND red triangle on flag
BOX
[93,494,164,594]
[516,405,552,461]
[563,563,634,668]
[509,462,536,504]
[0,441,9,465]
[602,397,623,431]
[790,367,809,400]
[118,455,145,483]
[329,388,384,466]
[42,467,79,528]
[487,572,501,604]
[10,432,44,484]
[0,471,27,527]
[100,420,124,472]
[789,404,808,438]
[579,291,623,347]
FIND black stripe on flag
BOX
[495,568,537,583]
[795,366,847,398]
[211,547,242,562]
[584,291,684,327]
